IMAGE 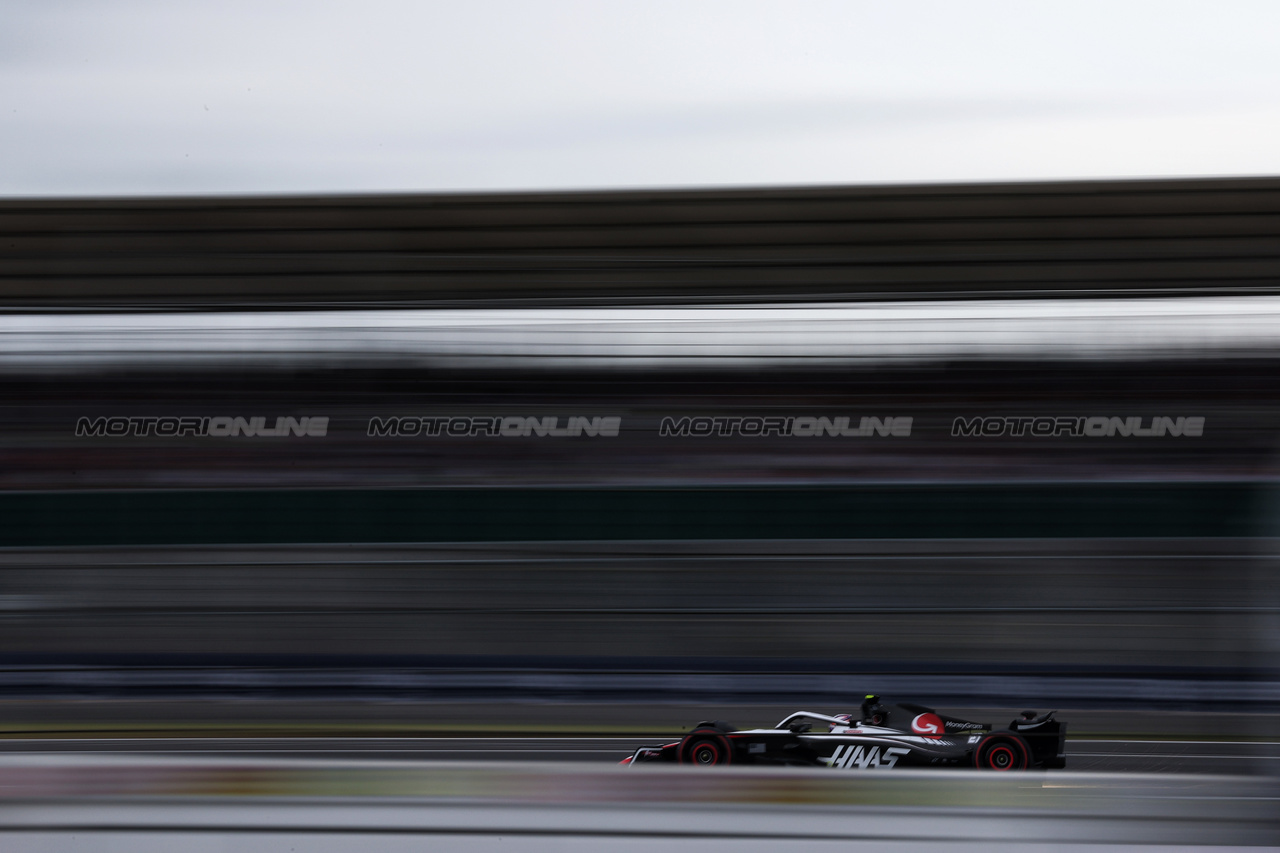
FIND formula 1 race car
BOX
[621,696,1066,771]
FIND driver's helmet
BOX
[829,713,854,732]
[860,694,887,726]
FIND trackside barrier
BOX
[0,757,1275,847]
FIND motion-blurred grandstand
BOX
[0,177,1277,730]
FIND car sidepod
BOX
[805,732,979,770]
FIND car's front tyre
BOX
[679,728,733,766]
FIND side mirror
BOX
[788,723,812,733]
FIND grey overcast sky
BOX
[4,0,1280,196]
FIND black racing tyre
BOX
[679,730,733,766]
[975,735,1030,771]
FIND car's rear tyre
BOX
[975,735,1030,771]
[679,729,733,766]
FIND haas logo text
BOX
[826,745,910,769]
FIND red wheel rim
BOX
[691,742,722,765]
[987,745,1016,770]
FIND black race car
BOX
[621,696,1065,771]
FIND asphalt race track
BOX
[2,736,1276,774]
